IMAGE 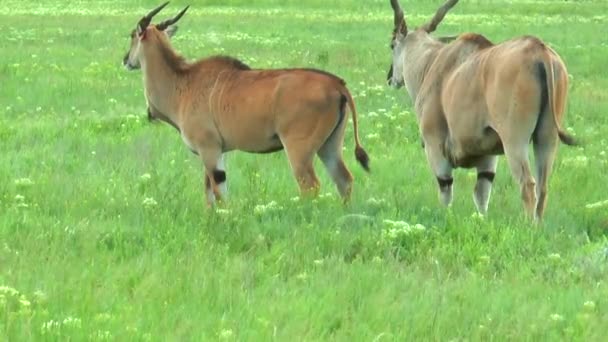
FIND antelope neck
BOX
[140,39,186,126]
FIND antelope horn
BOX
[138,2,171,31]
[390,0,404,28]
[422,0,459,33]
[157,5,190,31]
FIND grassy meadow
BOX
[1,0,608,340]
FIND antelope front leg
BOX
[205,153,228,204]
[473,155,498,215]
[198,147,225,208]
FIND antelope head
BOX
[387,0,459,89]
[122,2,189,71]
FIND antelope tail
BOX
[342,88,370,172]
[543,56,577,146]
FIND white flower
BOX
[41,320,61,334]
[585,199,608,209]
[19,295,31,307]
[318,192,333,199]
[142,197,158,208]
[215,208,231,215]
[583,301,596,310]
[62,316,82,328]
[253,201,283,215]
[0,285,19,296]
[219,329,234,339]
[367,197,386,206]
[14,178,34,187]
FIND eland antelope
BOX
[122,2,369,207]
[386,0,576,220]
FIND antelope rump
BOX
[122,2,369,207]
[386,0,577,221]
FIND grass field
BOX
[1,0,607,340]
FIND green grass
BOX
[1,0,607,340]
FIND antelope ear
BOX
[164,25,179,38]
[137,25,146,38]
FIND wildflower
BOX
[19,295,31,308]
[366,197,386,206]
[413,223,426,231]
[583,301,596,310]
[215,208,231,215]
[585,199,608,209]
[14,178,34,187]
[142,197,158,208]
[0,286,19,297]
[33,290,47,304]
[91,330,112,340]
[41,320,61,334]
[253,201,283,215]
[478,255,491,263]
[562,155,588,167]
[94,313,113,322]
[62,316,82,328]
[219,329,234,339]
[318,192,333,199]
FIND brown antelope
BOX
[386,0,576,221]
[122,2,369,206]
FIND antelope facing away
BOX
[386,0,576,221]
[122,2,369,206]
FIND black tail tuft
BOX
[355,146,370,172]
[558,130,577,146]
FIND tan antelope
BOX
[386,0,576,220]
[122,2,369,206]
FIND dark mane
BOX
[204,55,252,71]
[157,36,190,73]
[154,35,341,83]
[155,31,251,74]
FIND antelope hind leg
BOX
[424,139,454,207]
[473,155,498,215]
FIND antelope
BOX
[386,0,576,221]
[122,2,369,207]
